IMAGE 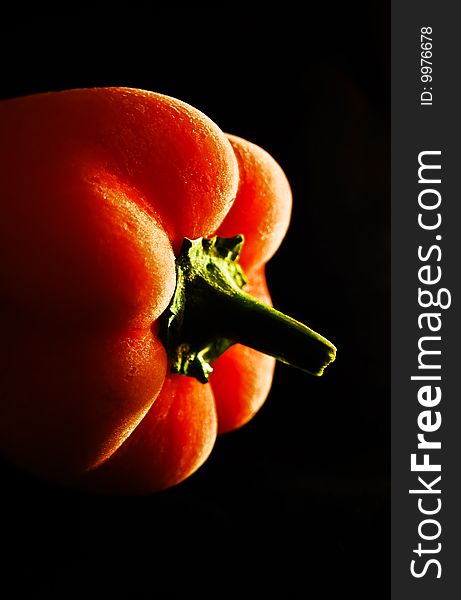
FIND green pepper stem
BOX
[187,279,335,375]
[159,235,336,383]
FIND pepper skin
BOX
[0,87,333,495]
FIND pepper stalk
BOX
[159,235,336,384]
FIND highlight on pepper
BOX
[0,87,336,495]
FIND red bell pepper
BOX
[0,87,336,494]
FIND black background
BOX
[1,5,389,598]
